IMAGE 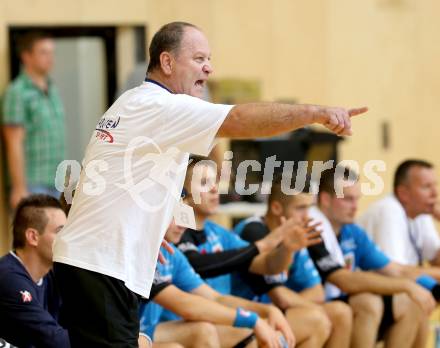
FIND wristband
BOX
[416,275,437,291]
[233,307,259,329]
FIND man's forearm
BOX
[249,245,292,275]
[183,245,259,278]
[215,294,271,318]
[3,128,26,188]
[218,103,316,139]
[268,286,317,310]
[218,103,367,139]
[410,266,440,282]
[329,270,411,295]
[156,290,235,325]
[430,250,440,268]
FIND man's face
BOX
[326,182,361,225]
[282,193,314,224]
[22,38,55,75]
[170,27,213,98]
[36,208,66,265]
[165,219,186,244]
[186,164,219,217]
[399,167,438,215]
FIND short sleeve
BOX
[354,227,391,271]
[158,93,233,156]
[172,249,204,292]
[287,249,322,291]
[239,221,269,243]
[2,86,26,125]
[358,202,409,264]
[418,216,440,262]
[150,269,172,299]
[223,231,250,250]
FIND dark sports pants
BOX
[54,263,139,348]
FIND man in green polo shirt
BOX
[2,32,65,209]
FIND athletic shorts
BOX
[54,262,140,348]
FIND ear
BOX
[395,185,409,204]
[270,201,284,217]
[319,192,332,209]
[21,51,31,65]
[24,228,40,247]
[159,51,174,76]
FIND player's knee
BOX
[192,322,219,348]
[394,293,424,322]
[349,293,383,323]
[315,307,332,340]
[299,306,332,340]
[326,301,353,329]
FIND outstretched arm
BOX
[218,103,368,138]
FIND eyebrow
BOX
[194,51,211,58]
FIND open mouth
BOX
[195,80,205,88]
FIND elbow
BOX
[273,296,293,311]
[336,282,359,294]
[327,270,361,294]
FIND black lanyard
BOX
[407,219,423,265]
[144,78,173,94]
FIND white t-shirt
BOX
[53,81,233,297]
[357,194,440,265]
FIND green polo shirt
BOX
[2,72,65,187]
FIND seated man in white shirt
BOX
[358,159,440,272]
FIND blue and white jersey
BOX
[338,224,391,272]
[178,220,250,294]
[233,216,322,300]
[139,245,204,337]
[285,249,321,292]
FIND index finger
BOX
[158,251,168,265]
[348,107,368,117]
[161,239,174,254]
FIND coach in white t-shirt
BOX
[52,21,367,347]
[359,160,440,268]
